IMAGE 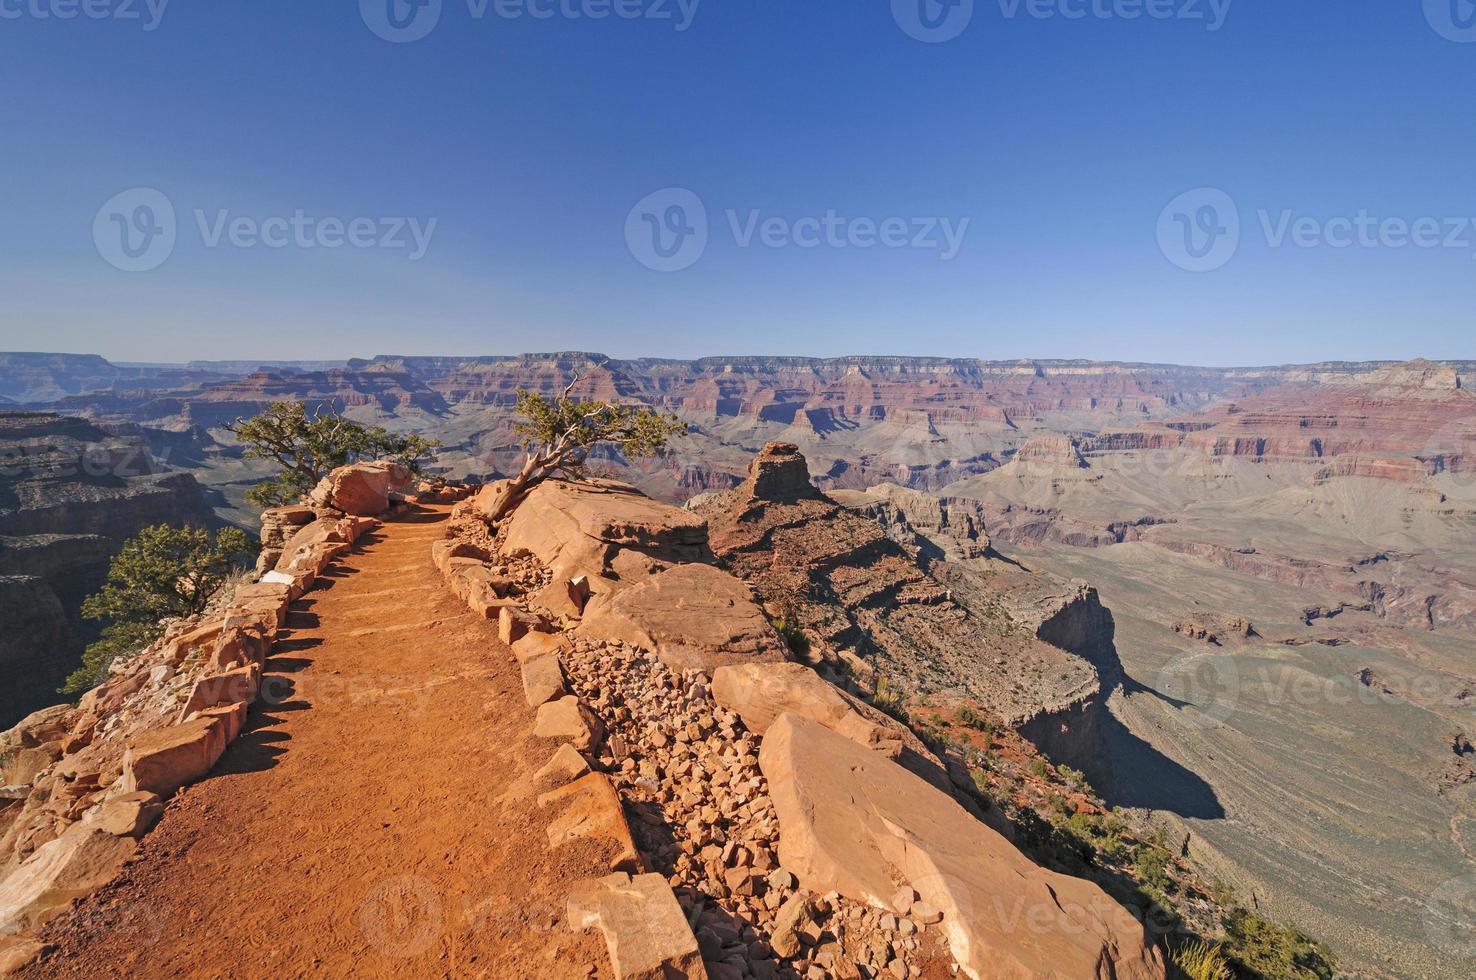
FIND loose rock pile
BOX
[560,637,954,980]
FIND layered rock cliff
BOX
[0,413,217,728]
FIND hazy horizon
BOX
[3,347,1470,373]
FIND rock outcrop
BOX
[692,444,1101,723]
[827,483,990,561]
[308,460,413,516]
[760,713,1165,980]
[431,463,1165,979]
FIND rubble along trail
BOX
[24,506,612,980]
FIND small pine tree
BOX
[61,525,256,694]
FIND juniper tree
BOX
[62,524,256,694]
[481,378,686,523]
[226,401,440,509]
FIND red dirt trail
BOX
[24,506,614,979]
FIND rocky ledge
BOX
[432,463,1165,979]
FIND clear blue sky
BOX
[0,1,1471,366]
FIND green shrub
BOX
[970,769,994,810]
[871,676,908,723]
[1133,846,1172,893]
[1029,757,1050,778]
[1222,909,1335,980]
[1057,764,1091,792]
[1170,939,1232,980]
[62,525,256,694]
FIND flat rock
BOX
[534,697,605,752]
[84,791,163,838]
[502,479,711,587]
[520,654,567,708]
[712,662,953,793]
[580,564,788,673]
[567,872,709,980]
[533,743,591,791]
[538,773,640,874]
[759,713,1165,980]
[0,822,138,933]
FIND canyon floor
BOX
[21,506,612,979]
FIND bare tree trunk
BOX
[483,454,547,524]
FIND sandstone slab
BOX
[579,563,788,673]
[534,697,605,752]
[520,654,567,708]
[711,662,953,793]
[759,713,1165,980]
[539,773,641,875]
[179,664,261,721]
[533,743,591,791]
[120,716,227,799]
[567,872,709,980]
[0,822,138,933]
[84,791,163,838]
[501,479,710,587]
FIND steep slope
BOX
[0,413,216,727]
[690,443,1101,730]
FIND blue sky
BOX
[0,0,1472,365]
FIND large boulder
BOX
[579,563,788,673]
[501,479,710,589]
[309,461,412,517]
[759,713,1166,980]
[711,661,952,792]
[0,822,137,933]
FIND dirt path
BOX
[25,506,613,979]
